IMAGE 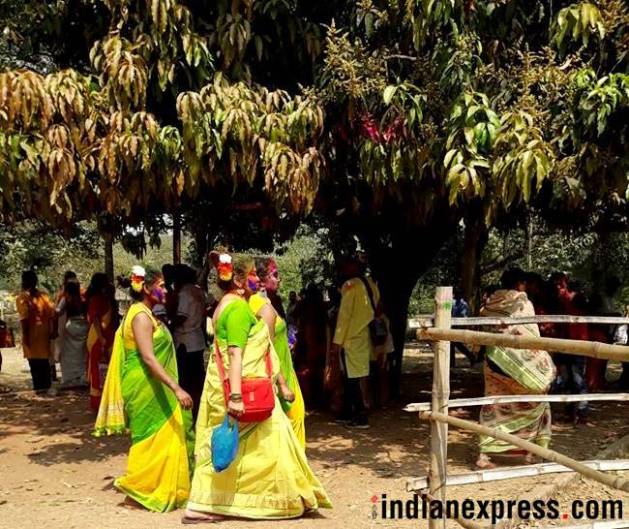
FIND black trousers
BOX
[28,358,52,391]
[619,362,629,390]
[340,351,367,421]
[176,345,206,420]
[450,342,475,367]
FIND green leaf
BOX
[383,85,397,105]
[444,149,458,168]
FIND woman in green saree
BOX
[250,257,306,449]
[94,266,194,512]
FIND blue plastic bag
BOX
[211,414,239,472]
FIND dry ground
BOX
[1,345,628,529]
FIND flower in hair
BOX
[217,254,233,281]
[130,265,146,293]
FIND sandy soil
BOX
[1,345,628,529]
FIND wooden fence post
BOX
[429,286,453,529]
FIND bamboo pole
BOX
[407,459,629,491]
[417,328,629,362]
[429,287,452,529]
[419,411,629,492]
[405,392,629,412]
[408,315,629,328]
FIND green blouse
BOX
[214,298,257,350]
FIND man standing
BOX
[331,256,380,429]
[551,273,589,425]
[16,270,56,392]
[173,265,208,419]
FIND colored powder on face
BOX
[247,277,258,293]
[151,286,165,303]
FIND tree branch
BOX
[480,250,525,275]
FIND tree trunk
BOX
[103,231,114,283]
[525,211,533,270]
[365,223,455,400]
[173,210,182,265]
[193,225,210,289]
[460,217,488,315]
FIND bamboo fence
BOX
[418,327,629,362]
[405,392,629,412]
[421,411,629,492]
[409,315,629,329]
[407,459,629,491]
[414,286,629,529]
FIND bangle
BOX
[229,393,242,402]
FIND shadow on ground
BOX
[1,390,128,465]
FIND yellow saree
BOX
[249,293,306,449]
[94,303,193,512]
[187,298,330,518]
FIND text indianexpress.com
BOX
[371,494,624,524]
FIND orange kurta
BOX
[16,290,55,360]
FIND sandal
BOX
[182,511,223,524]
[182,515,222,524]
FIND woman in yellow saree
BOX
[183,252,330,523]
[94,266,194,512]
[250,257,306,449]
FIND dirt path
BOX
[1,346,628,528]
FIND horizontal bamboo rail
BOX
[408,315,629,329]
[407,459,629,491]
[404,392,629,412]
[418,328,629,362]
[419,411,629,492]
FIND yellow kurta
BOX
[333,277,380,378]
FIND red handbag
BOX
[214,338,275,423]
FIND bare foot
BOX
[476,454,497,469]
[524,453,542,465]
[182,509,223,524]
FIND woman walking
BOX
[250,257,306,449]
[94,266,194,512]
[57,279,88,387]
[183,251,330,523]
[477,268,556,469]
[86,273,116,411]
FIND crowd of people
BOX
[5,256,629,516]
[12,252,398,519]
[13,270,118,406]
